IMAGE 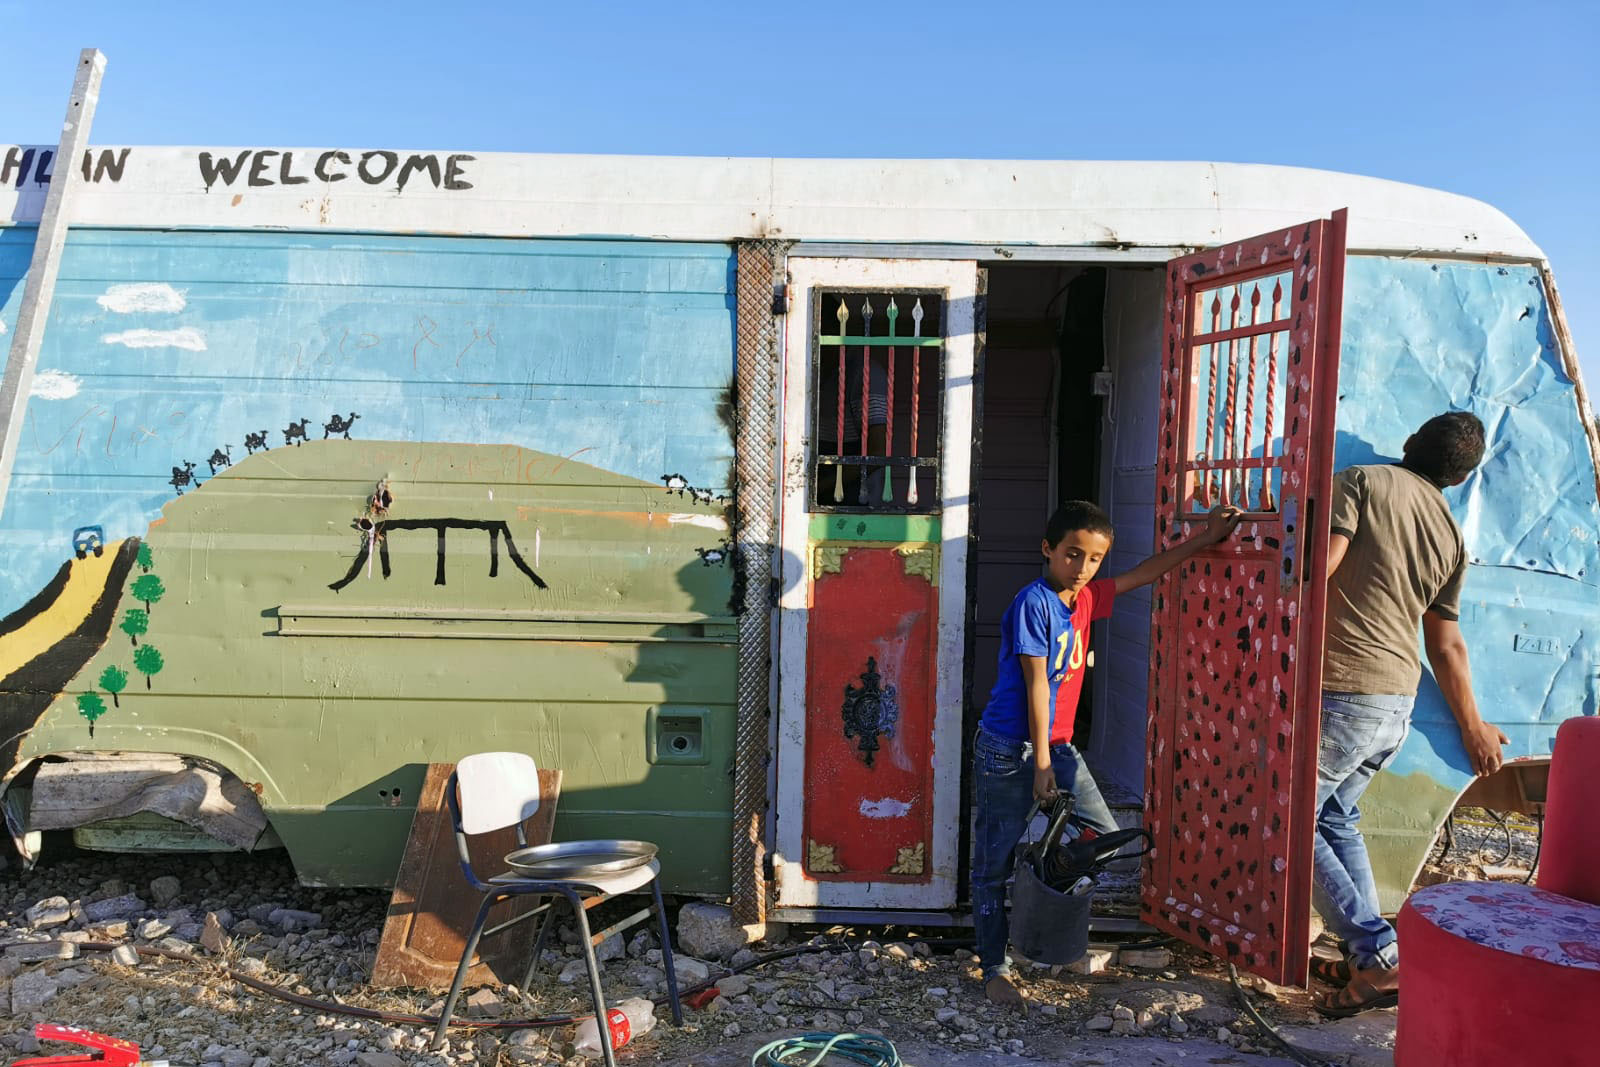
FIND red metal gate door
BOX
[1142,212,1347,985]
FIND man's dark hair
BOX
[1044,500,1115,547]
[1403,412,1486,487]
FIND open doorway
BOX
[967,262,1167,803]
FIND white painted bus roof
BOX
[0,149,1543,260]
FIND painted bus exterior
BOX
[0,148,1594,937]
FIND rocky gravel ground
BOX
[2,815,1531,1067]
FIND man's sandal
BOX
[985,974,1029,1012]
[1308,956,1355,986]
[1314,975,1398,1018]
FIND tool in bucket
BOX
[12,1024,169,1066]
[1008,794,1153,966]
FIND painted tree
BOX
[131,574,166,613]
[99,665,128,708]
[136,542,153,573]
[120,608,148,646]
[133,645,164,690]
[76,692,107,736]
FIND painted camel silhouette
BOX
[207,446,232,475]
[169,460,200,495]
[283,419,311,447]
[244,430,270,454]
[324,412,360,439]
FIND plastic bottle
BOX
[573,997,656,1058]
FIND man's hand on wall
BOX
[1463,718,1510,777]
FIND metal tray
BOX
[504,839,658,880]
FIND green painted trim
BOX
[817,336,943,347]
[810,514,941,542]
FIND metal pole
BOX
[0,48,107,520]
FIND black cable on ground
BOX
[1483,809,1515,865]
[69,936,853,1032]
[1226,963,1332,1067]
[1523,812,1545,885]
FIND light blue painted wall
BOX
[1337,258,1600,790]
[0,229,736,615]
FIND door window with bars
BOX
[1185,269,1296,516]
[810,289,944,514]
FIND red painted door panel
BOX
[1142,212,1347,985]
[803,545,938,882]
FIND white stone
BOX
[1112,1004,1135,1021]
[675,902,784,961]
[1066,948,1113,975]
[1170,1014,1189,1033]
[25,896,72,928]
[722,1023,741,1038]
[138,918,172,940]
[1111,1018,1138,1035]
[268,908,322,932]
[6,941,76,962]
[1120,947,1173,969]
[673,956,710,984]
[356,1053,407,1067]
[112,944,140,966]
[594,933,624,962]
[714,974,750,997]
[465,989,502,1017]
[935,1007,959,1024]
[557,958,589,984]
[1137,1008,1158,1028]
[201,913,231,954]
[149,876,182,906]
[11,969,60,1012]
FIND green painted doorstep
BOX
[809,514,941,542]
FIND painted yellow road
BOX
[0,541,126,679]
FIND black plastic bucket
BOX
[1008,857,1093,965]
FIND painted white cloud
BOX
[30,370,81,400]
[102,327,207,351]
[0,317,7,333]
[97,283,187,314]
[859,797,912,819]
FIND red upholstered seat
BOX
[1539,714,1600,907]
[1397,882,1600,1066]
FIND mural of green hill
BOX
[11,440,737,892]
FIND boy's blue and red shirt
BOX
[980,577,1116,743]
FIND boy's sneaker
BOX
[985,974,1028,1012]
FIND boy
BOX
[973,499,1241,1009]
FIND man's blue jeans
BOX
[970,726,1119,980]
[1313,691,1412,971]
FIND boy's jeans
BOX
[1312,691,1413,971]
[970,726,1119,980]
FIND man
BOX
[1313,411,1509,1017]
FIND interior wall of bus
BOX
[969,263,1162,804]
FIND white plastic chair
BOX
[429,752,682,1066]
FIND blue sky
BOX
[5,1,1597,390]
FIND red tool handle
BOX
[12,1024,143,1067]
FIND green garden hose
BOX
[750,1031,901,1067]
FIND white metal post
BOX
[0,48,107,520]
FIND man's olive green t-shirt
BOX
[1322,464,1466,695]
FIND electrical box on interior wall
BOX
[1091,371,1114,397]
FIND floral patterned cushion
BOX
[1409,881,1600,972]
